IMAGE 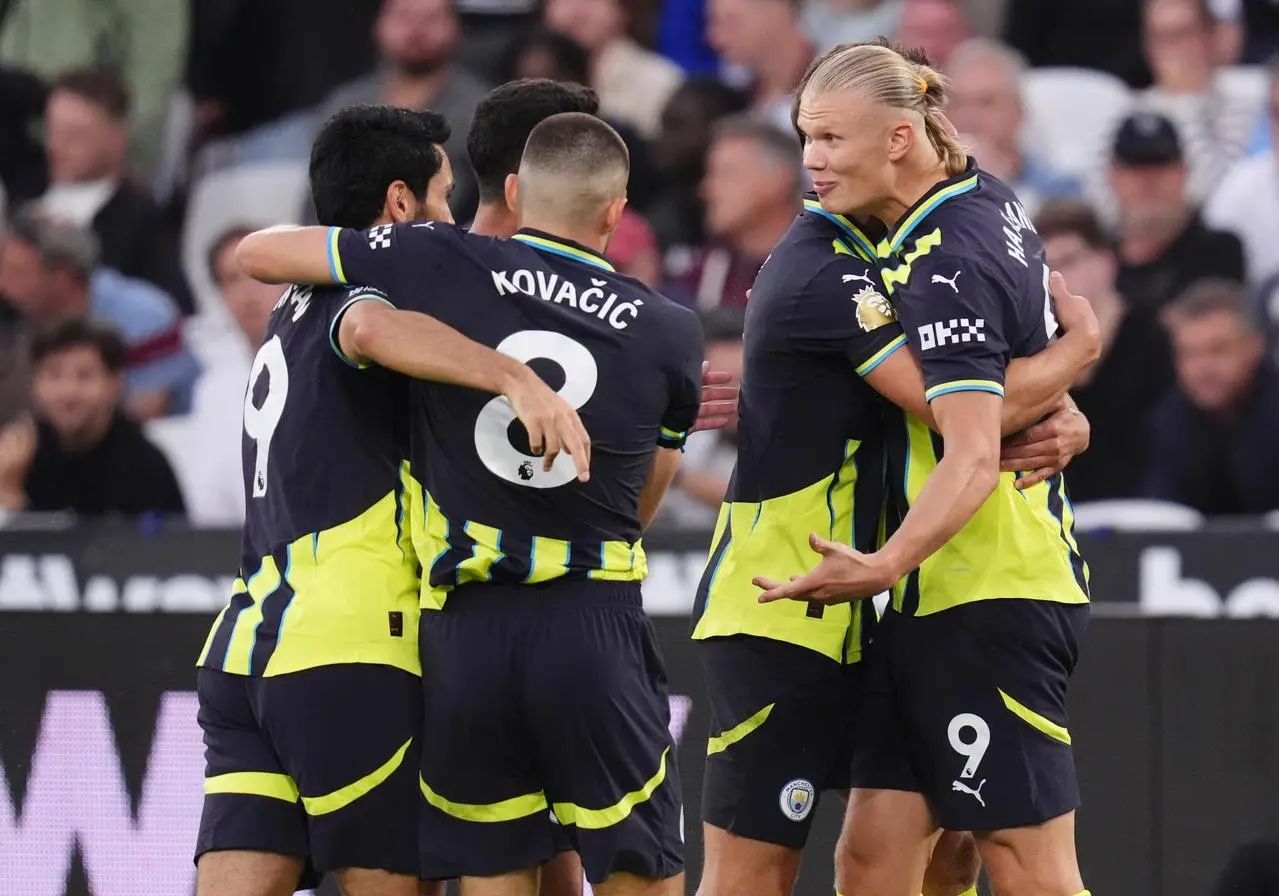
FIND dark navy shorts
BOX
[417,580,683,886]
[848,600,1089,831]
[194,664,421,888]
[698,634,862,849]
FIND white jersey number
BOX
[947,712,991,779]
[243,335,289,498]
[474,330,597,489]
[1041,262,1059,340]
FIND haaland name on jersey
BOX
[491,268,646,331]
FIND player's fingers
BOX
[525,418,546,458]
[541,425,562,472]
[999,449,1060,470]
[702,370,734,387]
[701,384,738,402]
[1014,466,1058,490]
[564,419,591,482]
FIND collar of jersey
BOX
[801,195,878,261]
[881,157,980,256]
[513,229,616,272]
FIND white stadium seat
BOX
[181,162,309,322]
[1071,499,1205,532]
[1021,67,1134,180]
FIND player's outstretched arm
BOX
[235,226,336,285]
[755,391,1002,605]
[338,299,590,482]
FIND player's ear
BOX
[504,174,519,214]
[602,196,627,238]
[387,180,414,223]
[887,118,914,163]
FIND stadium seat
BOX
[144,415,204,516]
[181,162,309,322]
[1021,67,1133,180]
[1071,499,1205,532]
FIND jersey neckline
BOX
[883,156,981,255]
[513,228,616,273]
[801,194,879,262]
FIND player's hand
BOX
[503,371,591,482]
[753,533,894,604]
[691,362,739,434]
[1001,400,1091,489]
[0,414,36,491]
[1048,271,1101,353]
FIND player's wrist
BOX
[496,357,537,398]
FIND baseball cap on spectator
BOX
[1112,111,1183,166]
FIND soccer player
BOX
[759,42,1101,896]
[692,155,1096,896]
[193,106,588,896]
[235,113,698,896]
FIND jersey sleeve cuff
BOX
[328,290,394,369]
[924,379,1005,402]
[855,333,908,377]
[657,425,689,450]
[328,227,348,285]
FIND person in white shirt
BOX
[1204,55,1279,287]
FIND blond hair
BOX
[798,42,967,176]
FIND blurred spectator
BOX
[658,307,743,527]
[309,0,488,223]
[40,68,196,315]
[1204,55,1279,287]
[802,1,904,55]
[1210,0,1279,64]
[0,206,200,419]
[1037,200,1174,503]
[707,0,813,133]
[0,67,48,204]
[1003,0,1151,88]
[0,0,186,174]
[181,227,279,527]
[504,27,594,83]
[455,0,539,82]
[666,116,802,310]
[606,210,663,286]
[1109,111,1246,314]
[647,77,750,252]
[946,39,1082,216]
[0,319,185,517]
[544,0,683,138]
[1139,0,1260,203]
[1145,279,1279,514]
[186,0,379,170]
[897,0,971,70]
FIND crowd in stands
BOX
[1,0,1278,527]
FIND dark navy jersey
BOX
[875,159,1088,617]
[198,284,420,677]
[329,223,704,593]
[692,198,907,663]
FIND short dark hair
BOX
[31,318,128,373]
[1034,200,1113,252]
[502,27,592,85]
[52,67,131,120]
[1167,278,1259,331]
[523,112,630,176]
[466,79,600,203]
[309,105,451,229]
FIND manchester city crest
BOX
[779,778,815,821]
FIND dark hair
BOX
[309,105,451,229]
[1034,200,1113,252]
[31,318,128,373]
[466,79,600,203]
[1167,278,1259,331]
[52,67,131,120]
[207,225,260,284]
[502,27,591,85]
[701,307,746,343]
[523,112,630,175]
[8,203,100,278]
[665,76,750,124]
